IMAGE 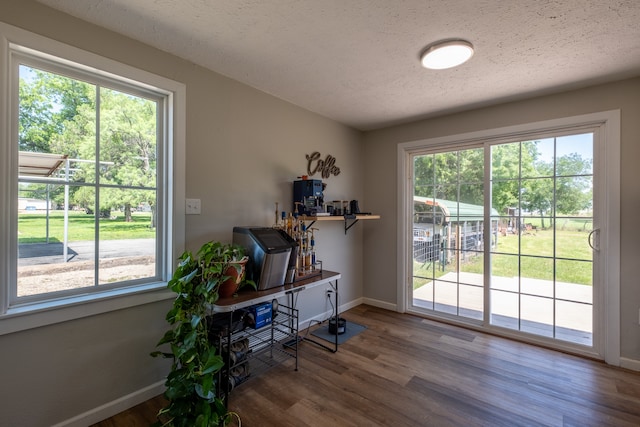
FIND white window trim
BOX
[0,22,186,335]
[397,110,620,366]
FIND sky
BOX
[535,133,593,174]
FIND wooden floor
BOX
[93,305,640,426]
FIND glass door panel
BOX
[489,134,594,346]
[412,147,485,321]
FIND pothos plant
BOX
[151,241,255,427]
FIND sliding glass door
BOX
[411,131,596,349]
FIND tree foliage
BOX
[414,147,484,206]
[414,139,593,226]
[18,66,157,222]
[19,67,94,153]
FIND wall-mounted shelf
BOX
[302,214,381,234]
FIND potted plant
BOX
[200,241,251,298]
[151,241,254,427]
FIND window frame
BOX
[0,22,185,335]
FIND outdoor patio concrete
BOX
[413,272,592,346]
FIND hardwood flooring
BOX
[89,394,167,427]
[93,305,640,426]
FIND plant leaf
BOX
[150,350,174,359]
[156,329,175,346]
[190,314,201,329]
[194,383,215,400]
[201,352,224,375]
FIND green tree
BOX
[414,148,484,204]
[19,77,57,153]
[19,66,157,224]
[555,153,592,215]
[19,67,94,154]
[97,88,156,222]
[491,143,524,215]
[519,141,554,227]
[414,138,592,232]
[457,148,484,206]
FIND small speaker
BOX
[350,200,360,214]
[328,316,346,335]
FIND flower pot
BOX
[218,257,248,298]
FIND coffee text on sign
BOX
[306,152,341,179]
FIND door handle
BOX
[588,229,599,251]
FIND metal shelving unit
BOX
[209,270,341,406]
[215,304,299,403]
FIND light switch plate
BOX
[186,198,201,215]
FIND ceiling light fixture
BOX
[420,39,474,70]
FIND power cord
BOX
[299,286,337,339]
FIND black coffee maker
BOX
[293,179,324,215]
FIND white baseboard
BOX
[620,357,640,372]
[299,310,331,330]
[51,380,165,427]
[341,297,364,312]
[362,297,397,312]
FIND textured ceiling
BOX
[38,0,640,130]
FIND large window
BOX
[0,24,185,331]
[15,60,162,302]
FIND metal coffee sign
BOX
[306,152,341,178]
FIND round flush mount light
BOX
[420,39,474,70]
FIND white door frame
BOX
[397,110,620,365]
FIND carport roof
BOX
[19,151,67,177]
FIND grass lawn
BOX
[18,210,155,243]
[414,227,592,288]
[518,216,593,233]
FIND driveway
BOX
[18,238,155,266]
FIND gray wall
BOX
[362,78,640,363]
[0,1,363,426]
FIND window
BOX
[0,23,185,332]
